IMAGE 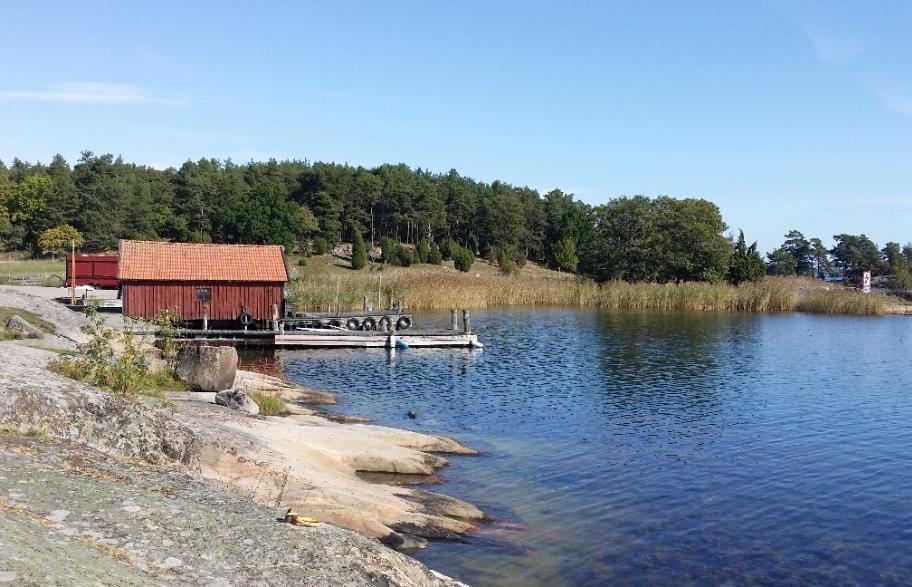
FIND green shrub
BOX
[887,268,912,291]
[439,237,457,261]
[497,248,516,276]
[312,237,330,255]
[380,236,400,265]
[297,256,308,267]
[351,228,367,270]
[48,307,187,398]
[397,245,413,267]
[453,246,474,272]
[249,391,288,416]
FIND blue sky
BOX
[1,0,909,253]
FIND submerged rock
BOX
[215,389,260,415]
[5,314,43,339]
[175,345,237,392]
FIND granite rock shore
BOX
[0,287,478,585]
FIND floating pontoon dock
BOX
[275,329,482,348]
[155,328,481,349]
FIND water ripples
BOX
[276,309,912,586]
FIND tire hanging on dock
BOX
[345,318,361,330]
[361,317,377,331]
[377,317,391,332]
[396,316,412,330]
[238,311,254,327]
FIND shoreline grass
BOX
[288,255,891,316]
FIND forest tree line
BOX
[0,152,908,287]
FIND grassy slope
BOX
[0,306,58,333]
[0,254,65,278]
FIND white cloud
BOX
[0,82,185,105]
[867,83,912,115]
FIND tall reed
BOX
[287,269,889,316]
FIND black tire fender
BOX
[346,318,361,330]
[361,317,377,331]
[396,316,412,330]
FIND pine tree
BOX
[416,239,430,264]
[351,228,367,270]
[427,241,443,265]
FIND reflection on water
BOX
[278,309,912,586]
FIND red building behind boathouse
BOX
[118,240,289,323]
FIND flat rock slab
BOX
[0,436,465,587]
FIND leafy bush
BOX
[48,307,187,399]
[553,238,578,272]
[380,236,399,265]
[886,268,912,291]
[312,236,330,255]
[151,308,180,367]
[297,256,307,267]
[351,228,367,270]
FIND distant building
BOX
[118,240,288,325]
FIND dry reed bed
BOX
[287,273,889,316]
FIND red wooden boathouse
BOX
[118,240,289,324]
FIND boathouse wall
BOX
[122,281,284,321]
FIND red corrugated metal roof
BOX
[117,240,288,282]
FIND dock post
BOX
[272,304,280,333]
[462,309,471,334]
[451,308,458,330]
[203,306,209,331]
[363,296,372,312]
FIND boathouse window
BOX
[196,288,212,302]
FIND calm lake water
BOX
[274,309,912,586]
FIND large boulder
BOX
[215,389,259,415]
[175,346,237,392]
[6,315,43,339]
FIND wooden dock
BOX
[157,326,482,349]
[274,328,482,348]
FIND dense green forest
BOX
[0,152,909,287]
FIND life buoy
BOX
[377,317,392,331]
[361,317,377,331]
[396,316,412,330]
[346,318,361,330]
[238,311,254,326]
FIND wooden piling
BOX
[462,309,471,334]
[451,308,458,330]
